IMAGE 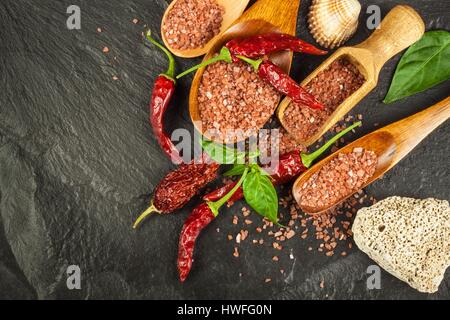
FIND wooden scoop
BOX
[188,0,301,143]
[292,96,450,215]
[278,5,425,147]
[161,0,250,58]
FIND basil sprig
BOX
[384,31,450,104]
[225,163,279,224]
[200,139,279,224]
[224,163,280,224]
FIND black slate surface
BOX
[0,0,449,300]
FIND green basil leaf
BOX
[243,169,278,224]
[384,31,450,104]
[223,164,247,177]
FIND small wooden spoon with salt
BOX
[161,0,250,58]
[292,96,450,215]
[277,5,425,147]
[188,0,302,143]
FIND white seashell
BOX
[308,0,362,49]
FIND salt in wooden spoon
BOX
[161,0,250,58]
[189,0,301,143]
[292,96,450,215]
[278,5,425,146]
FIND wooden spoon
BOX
[292,96,450,215]
[189,0,301,143]
[278,5,425,146]
[161,0,250,58]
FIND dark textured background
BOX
[0,0,448,300]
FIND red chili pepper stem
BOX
[176,47,233,79]
[207,167,249,216]
[133,201,161,229]
[236,55,263,72]
[145,30,176,81]
[301,121,362,168]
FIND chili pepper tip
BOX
[133,202,161,229]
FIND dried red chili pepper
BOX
[239,56,324,110]
[176,46,324,110]
[133,153,220,228]
[226,33,327,62]
[203,122,362,203]
[178,203,215,282]
[177,33,326,78]
[178,168,249,282]
[146,31,183,164]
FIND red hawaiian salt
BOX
[283,58,365,141]
[298,148,378,209]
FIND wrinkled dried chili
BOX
[177,33,327,78]
[178,168,249,282]
[146,31,183,164]
[133,153,220,228]
[203,122,362,203]
[225,33,327,62]
[176,34,325,110]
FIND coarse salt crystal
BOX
[286,230,295,239]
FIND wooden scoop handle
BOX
[356,5,425,70]
[386,96,450,166]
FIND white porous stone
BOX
[352,196,450,293]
